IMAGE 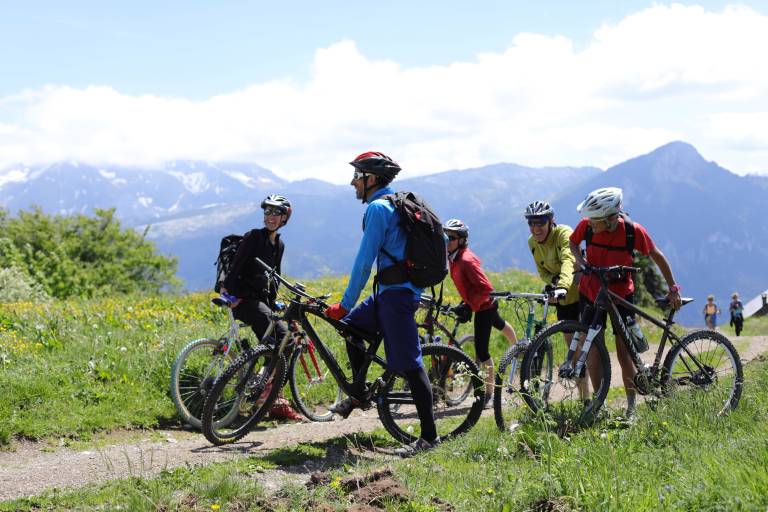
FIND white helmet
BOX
[577,187,623,218]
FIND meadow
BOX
[2,268,766,510]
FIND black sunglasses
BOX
[527,219,549,228]
[447,235,460,241]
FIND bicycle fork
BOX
[559,327,598,379]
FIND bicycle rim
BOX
[520,320,610,433]
[493,345,524,432]
[289,342,343,422]
[170,338,236,429]
[201,347,284,445]
[446,334,476,406]
[662,329,743,416]
[377,343,484,444]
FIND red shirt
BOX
[569,217,655,302]
[449,247,495,312]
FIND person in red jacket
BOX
[443,219,518,405]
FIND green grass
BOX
[4,358,768,510]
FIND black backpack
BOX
[213,233,245,292]
[375,191,448,288]
[585,212,635,255]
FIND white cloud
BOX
[1,3,767,181]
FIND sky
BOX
[1,1,767,183]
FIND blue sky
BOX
[1,1,766,182]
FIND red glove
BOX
[326,303,348,320]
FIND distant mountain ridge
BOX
[2,142,766,325]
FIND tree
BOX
[633,253,667,308]
[0,207,178,298]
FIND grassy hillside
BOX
[0,268,542,445]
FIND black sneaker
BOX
[328,397,360,419]
[394,437,441,458]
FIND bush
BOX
[0,266,50,303]
[0,207,178,298]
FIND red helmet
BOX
[349,151,401,182]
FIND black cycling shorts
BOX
[474,303,506,362]
[555,301,580,322]
[233,299,287,343]
[579,293,635,329]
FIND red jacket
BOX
[449,247,495,312]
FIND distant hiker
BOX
[220,194,303,422]
[524,201,588,399]
[569,187,682,419]
[703,295,721,330]
[443,218,518,407]
[729,292,744,336]
[324,151,442,457]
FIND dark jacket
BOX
[223,228,284,303]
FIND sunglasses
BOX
[447,235,461,241]
[352,171,368,181]
[527,219,548,228]
[263,207,285,216]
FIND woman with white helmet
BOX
[568,187,682,418]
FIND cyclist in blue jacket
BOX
[325,151,438,457]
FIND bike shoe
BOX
[328,397,361,419]
[394,437,441,458]
[269,399,304,422]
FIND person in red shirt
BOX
[443,219,518,406]
[568,187,681,418]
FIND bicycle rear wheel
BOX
[445,334,476,406]
[170,338,237,429]
[377,343,484,444]
[662,329,743,415]
[201,347,285,445]
[493,342,533,432]
[520,320,611,432]
[288,341,343,422]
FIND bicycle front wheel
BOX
[493,343,531,432]
[377,343,484,444]
[662,329,743,415]
[288,341,343,422]
[520,321,611,432]
[201,347,285,446]
[170,338,237,429]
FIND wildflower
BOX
[211,505,220,510]
[119,347,127,352]
[406,425,415,434]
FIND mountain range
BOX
[1,142,765,326]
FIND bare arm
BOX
[649,246,682,309]
[569,240,586,269]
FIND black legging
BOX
[233,300,287,343]
[474,303,506,362]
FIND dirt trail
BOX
[1,335,766,502]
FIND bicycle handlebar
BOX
[489,291,549,301]
[253,257,330,309]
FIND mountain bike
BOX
[201,258,485,446]
[169,296,252,429]
[490,289,554,432]
[519,264,743,433]
[416,294,474,354]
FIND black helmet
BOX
[443,218,469,238]
[261,194,292,225]
[524,201,554,219]
[349,151,401,182]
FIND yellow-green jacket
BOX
[527,224,579,305]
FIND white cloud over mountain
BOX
[1,4,766,181]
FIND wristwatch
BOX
[669,284,682,293]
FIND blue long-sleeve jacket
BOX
[340,186,422,310]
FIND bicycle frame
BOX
[417,296,462,344]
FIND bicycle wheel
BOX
[445,334,476,406]
[170,338,237,429]
[662,329,743,415]
[377,343,484,444]
[201,346,285,446]
[520,320,611,432]
[493,342,529,432]
[288,341,343,422]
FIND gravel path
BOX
[1,334,765,502]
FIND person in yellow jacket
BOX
[524,200,587,398]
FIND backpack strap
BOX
[584,212,635,255]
